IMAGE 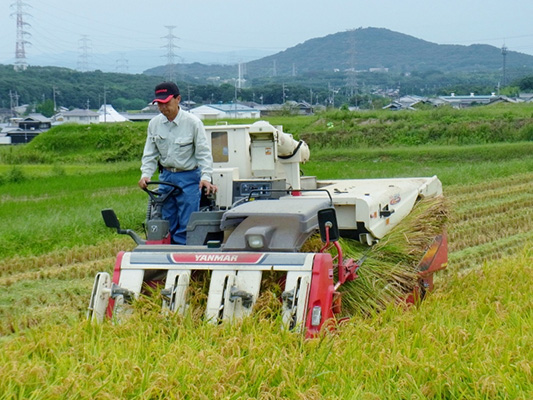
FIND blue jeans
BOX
[158,168,201,245]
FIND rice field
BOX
[446,171,533,271]
[0,140,532,399]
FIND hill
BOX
[4,28,533,109]
[145,27,533,80]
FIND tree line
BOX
[1,64,532,118]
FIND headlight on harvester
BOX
[247,235,264,249]
[311,306,322,327]
[244,226,274,250]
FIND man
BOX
[139,82,216,244]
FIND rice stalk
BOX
[339,195,448,316]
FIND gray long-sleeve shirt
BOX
[140,109,213,182]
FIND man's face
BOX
[157,95,180,120]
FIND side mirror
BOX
[101,209,121,230]
[101,208,146,245]
[317,208,340,242]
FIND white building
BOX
[98,104,129,123]
[59,109,100,124]
[190,104,260,120]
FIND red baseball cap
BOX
[152,82,180,104]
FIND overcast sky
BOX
[2,0,533,73]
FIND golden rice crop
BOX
[339,195,448,316]
[445,171,533,197]
[1,247,530,399]
[300,196,448,317]
[0,237,133,277]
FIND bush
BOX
[6,166,27,183]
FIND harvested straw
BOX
[339,195,448,316]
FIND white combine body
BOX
[208,120,442,245]
[88,121,447,337]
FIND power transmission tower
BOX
[77,35,92,72]
[11,0,31,72]
[162,26,179,82]
[116,54,129,73]
[501,44,508,87]
[346,29,358,99]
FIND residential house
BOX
[284,101,314,115]
[383,95,428,111]
[19,114,52,130]
[59,108,100,124]
[438,93,504,108]
[125,112,159,122]
[190,104,260,120]
[0,113,52,144]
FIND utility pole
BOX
[282,83,288,104]
[328,83,338,108]
[52,86,60,112]
[162,26,179,82]
[9,90,20,112]
[11,0,31,72]
[103,85,107,123]
[186,85,193,110]
[237,62,244,89]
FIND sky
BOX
[2,0,533,73]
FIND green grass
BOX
[305,142,533,187]
[0,167,144,260]
[2,142,531,261]
[2,104,533,164]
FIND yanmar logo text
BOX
[196,254,238,262]
[171,253,263,264]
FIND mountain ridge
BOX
[145,27,533,80]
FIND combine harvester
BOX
[88,121,447,337]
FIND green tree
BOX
[35,99,55,117]
[500,86,520,97]
[516,75,533,91]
